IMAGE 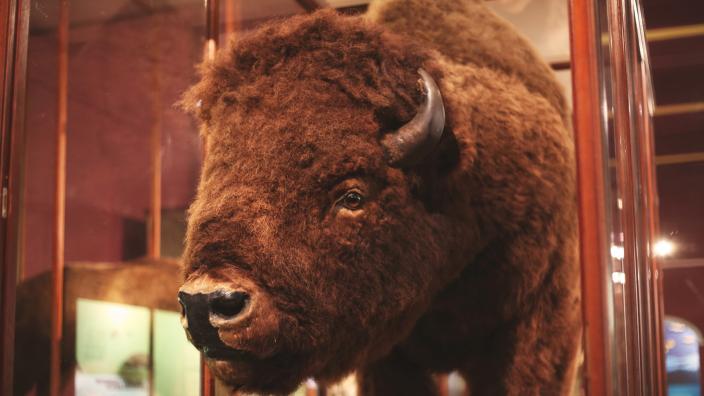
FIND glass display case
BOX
[3,1,207,395]
[0,0,686,395]
[571,0,665,393]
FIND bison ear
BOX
[382,69,446,168]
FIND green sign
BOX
[75,299,200,396]
[153,309,200,396]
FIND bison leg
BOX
[461,311,581,395]
[358,350,438,396]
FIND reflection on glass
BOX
[76,299,151,395]
[664,317,702,396]
[594,0,664,393]
[153,310,201,396]
[642,0,704,393]
[74,302,200,396]
[13,0,206,394]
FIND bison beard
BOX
[179,1,581,395]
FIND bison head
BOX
[178,11,479,394]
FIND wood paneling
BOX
[568,0,611,394]
[657,163,704,259]
[649,36,704,70]
[0,0,18,392]
[641,0,704,29]
[654,112,704,155]
[1,0,29,394]
[50,2,69,394]
[652,64,704,105]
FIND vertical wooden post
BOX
[200,0,219,163]
[201,358,214,396]
[700,345,704,396]
[147,12,162,260]
[305,380,318,396]
[146,11,164,396]
[147,85,162,259]
[568,0,611,395]
[0,0,25,393]
[50,1,69,395]
[147,310,155,396]
[223,0,239,39]
[204,0,219,62]
[200,2,218,393]
[435,374,449,396]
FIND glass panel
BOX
[487,0,571,64]
[218,0,306,44]
[593,0,665,393]
[75,299,151,393]
[12,1,205,394]
[664,316,702,395]
[595,2,630,391]
[4,1,591,396]
[153,309,201,395]
[640,0,704,393]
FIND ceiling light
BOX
[654,239,675,257]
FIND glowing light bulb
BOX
[654,239,674,257]
[611,271,626,284]
[610,245,625,260]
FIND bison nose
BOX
[177,290,250,348]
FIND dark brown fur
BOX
[181,4,579,395]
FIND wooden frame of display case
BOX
[568,1,612,394]
[49,2,69,395]
[201,1,219,395]
[0,1,210,394]
[570,0,665,395]
[607,0,665,393]
[0,1,18,394]
[0,0,28,394]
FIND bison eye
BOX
[341,191,364,210]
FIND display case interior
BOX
[1,0,700,395]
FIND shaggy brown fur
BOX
[181,1,580,394]
[366,0,570,126]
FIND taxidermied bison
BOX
[178,0,581,394]
[13,259,181,395]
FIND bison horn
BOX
[382,68,446,167]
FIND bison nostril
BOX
[209,292,249,319]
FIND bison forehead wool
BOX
[180,5,578,395]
